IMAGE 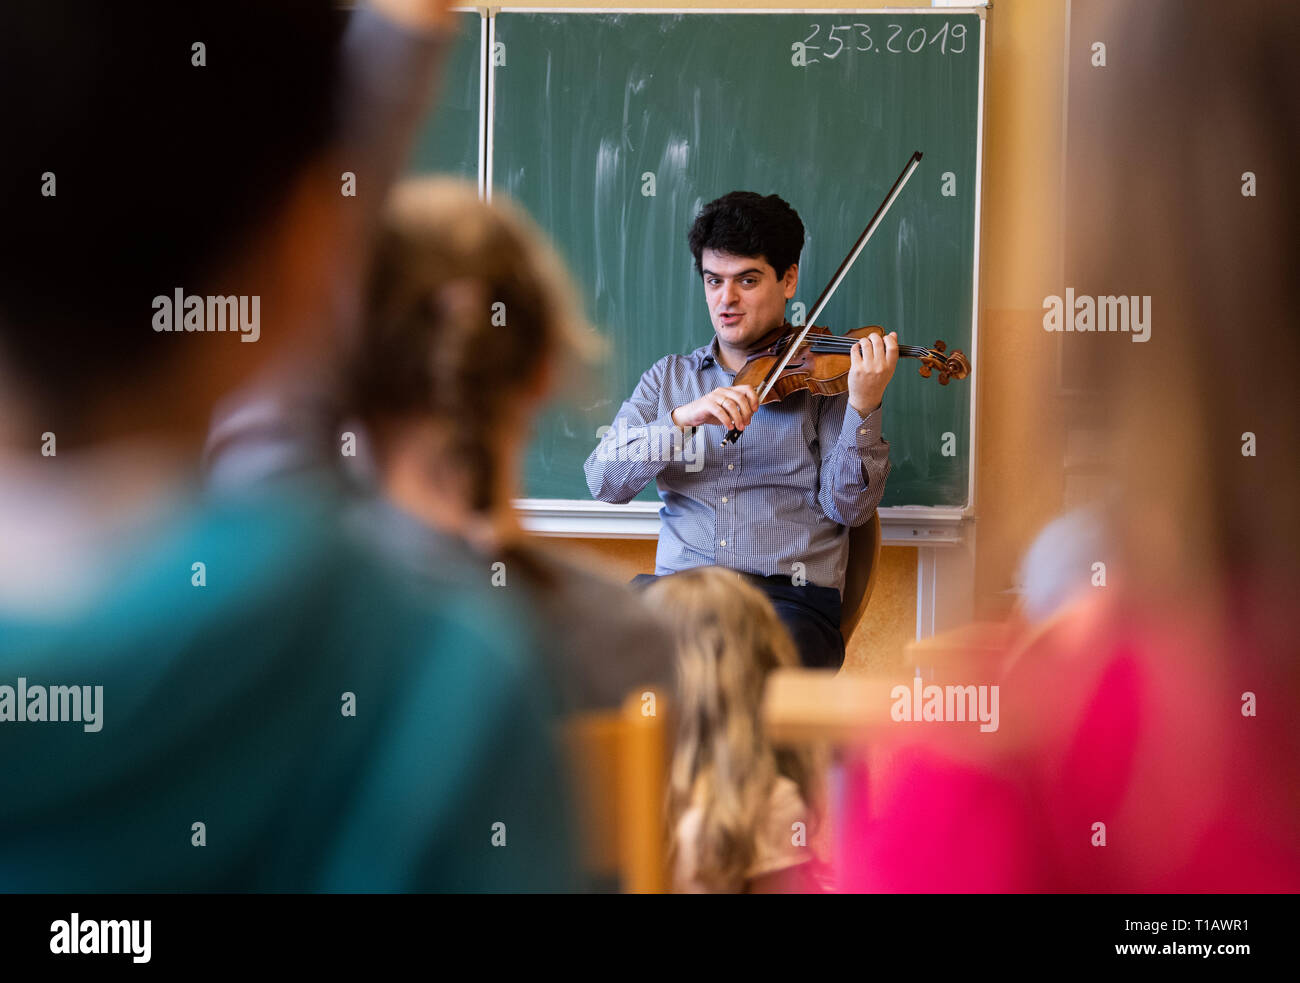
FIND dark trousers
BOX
[630,570,845,670]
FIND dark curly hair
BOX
[687,192,806,280]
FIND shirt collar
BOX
[698,335,723,370]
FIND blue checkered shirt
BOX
[584,336,891,595]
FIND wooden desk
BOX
[904,620,1016,680]
[763,669,900,745]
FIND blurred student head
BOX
[1069,0,1299,622]
[840,0,1300,895]
[0,1,346,447]
[349,177,601,533]
[641,567,823,893]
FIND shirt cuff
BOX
[840,402,884,449]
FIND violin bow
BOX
[722,150,924,446]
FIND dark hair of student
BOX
[0,1,343,412]
[687,192,806,281]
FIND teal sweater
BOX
[0,486,576,892]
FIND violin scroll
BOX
[916,339,970,386]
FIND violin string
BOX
[807,341,941,358]
[805,338,921,349]
[806,340,930,351]
[769,334,959,362]
[774,336,938,357]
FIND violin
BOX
[732,321,970,414]
[722,151,971,446]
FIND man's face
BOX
[700,248,798,352]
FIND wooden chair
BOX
[561,688,669,893]
[839,511,883,646]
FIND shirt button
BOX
[721,496,728,503]
[859,428,868,436]
[727,464,735,471]
[719,539,727,547]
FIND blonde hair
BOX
[641,567,823,892]
[350,176,603,511]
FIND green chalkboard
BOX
[408,10,483,179]
[494,11,981,508]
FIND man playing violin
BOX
[584,191,897,669]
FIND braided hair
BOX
[350,178,601,514]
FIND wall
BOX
[970,0,1068,620]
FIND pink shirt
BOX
[840,593,1300,892]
